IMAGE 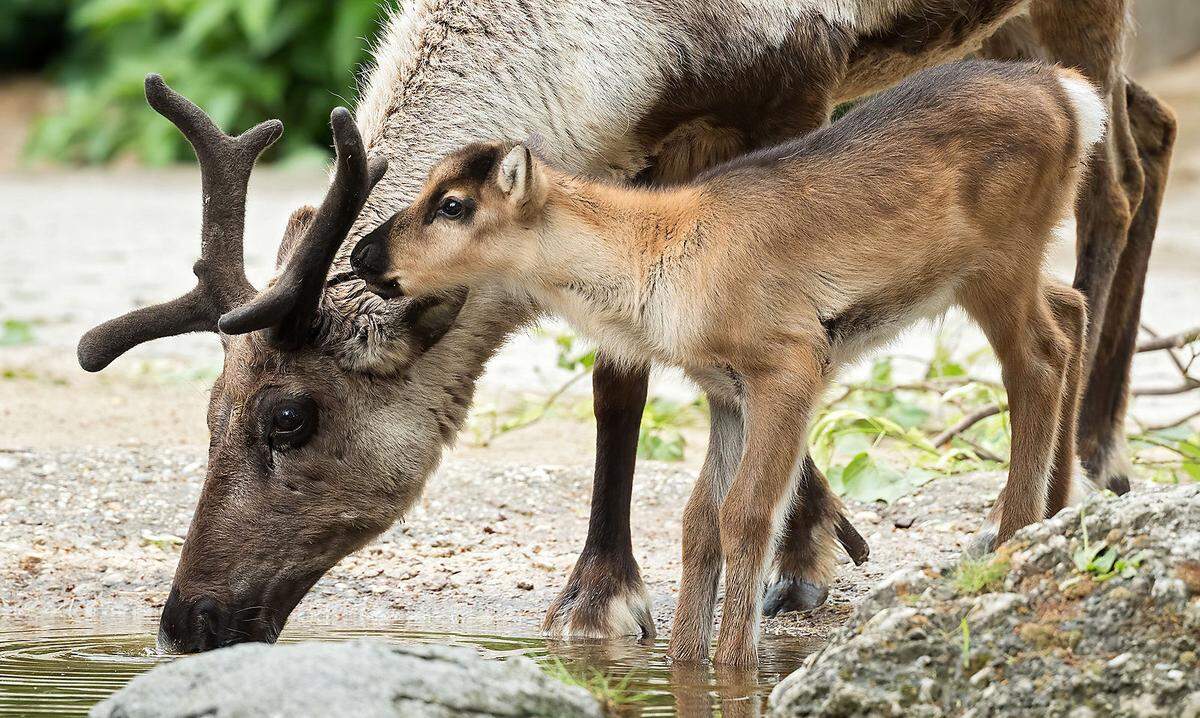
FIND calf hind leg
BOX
[1029,0,1147,493]
[963,280,1073,549]
[1044,283,1089,516]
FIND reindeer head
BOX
[79,77,517,653]
[350,142,550,299]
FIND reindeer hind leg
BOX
[763,456,861,617]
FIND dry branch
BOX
[932,404,1003,447]
[1137,326,1200,353]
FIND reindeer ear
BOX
[401,291,467,352]
[498,143,547,208]
[275,205,318,268]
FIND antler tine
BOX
[77,74,282,372]
[218,108,388,347]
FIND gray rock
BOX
[770,485,1200,717]
[90,639,602,718]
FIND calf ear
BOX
[497,145,530,196]
[497,144,545,214]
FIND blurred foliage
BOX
[0,1,69,71]
[21,0,388,165]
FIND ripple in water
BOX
[0,621,816,717]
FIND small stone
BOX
[516,581,533,591]
[854,511,881,524]
[101,572,127,587]
[894,516,916,529]
[969,666,993,687]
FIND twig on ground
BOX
[958,435,1005,463]
[932,404,1003,447]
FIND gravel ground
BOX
[0,441,1011,640]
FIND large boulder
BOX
[770,484,1200,717]
[90,639,601,718]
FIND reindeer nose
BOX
[350,237,385,278]
[158,588,232,654]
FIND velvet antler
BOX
[77,74,282,372]
[217,109,388,348]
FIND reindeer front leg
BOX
[542,354,655,639]
[713,352,824,667]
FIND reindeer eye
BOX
[438,197,465,220]
[268,398,317,452]
[274,406,303,433]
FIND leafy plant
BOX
[1130,425,1200,484]
[809,344,1008,504]
[1072,507,1148,581]
[25,0,386,165]
[542,659,653,713]
[637,397,704,463]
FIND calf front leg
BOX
[713,354,823,667]
[542,354,654,638]
[666,397,745,662]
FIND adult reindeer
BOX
[80,0,1175,653]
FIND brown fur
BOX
[357,61,1097,665]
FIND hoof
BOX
[762,576,829,617]
[965,525,998,558]
[1105,474,1130,495]
[542,569,654,639]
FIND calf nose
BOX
[158,588,231,654]
[350,238,384,278]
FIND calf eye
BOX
[268,398,318,452]
[438,197,465,219]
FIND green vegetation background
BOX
[3,0,387,164]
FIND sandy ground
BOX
[1,59,1197,640]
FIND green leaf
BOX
[836,452,914,504]
[1091,546,1118,574]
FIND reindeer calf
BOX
[352,60,1103,666]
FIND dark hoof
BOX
[763,577,829,617]
[965,526,998,558]
[1105,474,1131,495]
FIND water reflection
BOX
[0,620,817,716]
